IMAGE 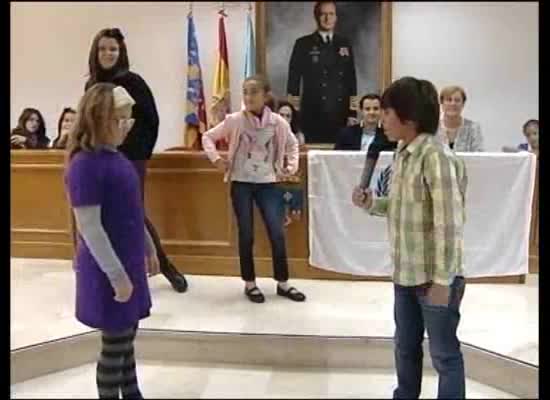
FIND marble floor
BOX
[11,361,517,399]
[11,258,538,365]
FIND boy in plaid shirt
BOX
[354,77,467,399]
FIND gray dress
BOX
[437,118,484,152]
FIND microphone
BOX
[359,153,379,190]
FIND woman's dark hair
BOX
[11,108,47,139]
[359,93,381,109]
[381,77,440,134]
[523,119,539,133]
[52,107,77,148]
[314,1,337,25]
[86,28,130,88]
[276,100,301,134]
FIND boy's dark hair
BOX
[314,1,337,25]
[522,119,539,133]
[381,77,440,134]
[359,93,381,109]
[86,28,130,88]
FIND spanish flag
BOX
[184,12,207,149]
[210,11,231,149]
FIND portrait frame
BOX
[255,1,393,94]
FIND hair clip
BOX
[111,28,125,40]
[113,86,135,108]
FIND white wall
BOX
[392,2,538,151]
[11,2,538,152]
[11,1,253,152]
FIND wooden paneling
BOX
[11,150,530,284]
[11,151,73,259]
[529,157,539,273]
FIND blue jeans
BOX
[393,277,466,399]
[230,182,289,282]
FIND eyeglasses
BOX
[117,118,135,133]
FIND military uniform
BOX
[287,32,357,144]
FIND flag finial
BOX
[219,1,227,17]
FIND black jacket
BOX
[334,124,396,159]
[287,32,357,143]
[85,71,159,161]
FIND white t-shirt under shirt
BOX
[361,128,376,152]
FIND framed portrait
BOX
[255,1,392,144]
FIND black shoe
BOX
[245,286,265,303]
[277,285,306,302]
[163,266,188,293]
[122,391,144,399]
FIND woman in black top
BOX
[85,28,188,293]
[11,108,50,149]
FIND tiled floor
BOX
[11,361,517,399]
[11,258,538,366]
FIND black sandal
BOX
[277,285,306,302]
[244,286,265,303]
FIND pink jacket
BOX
[202,107,299,182]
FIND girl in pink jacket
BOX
[202,75,305,304]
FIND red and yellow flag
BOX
[210,11,231,149]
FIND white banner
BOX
[307,151,537,277]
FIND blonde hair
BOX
[439,85,467,103]
[67,84,134,160]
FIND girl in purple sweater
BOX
[65,83,159,399]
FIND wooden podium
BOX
[11,150,535,283]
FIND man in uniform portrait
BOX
[287,1,358,144]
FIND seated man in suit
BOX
[335,93,385,152]
[345,94,398,204]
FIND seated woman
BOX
[503,119,539,155]
[11,108,49,149]
[276,100,305,226]
[437,86,484,151]
[51,107,77,149]
[276,100,306,146]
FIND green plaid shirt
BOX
[368,133,467,286]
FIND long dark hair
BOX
[11,108,47,141]
[86,28,130,89]
[276,100,301,135]
[52,107,77,148]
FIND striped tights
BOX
[96,325,142,399]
